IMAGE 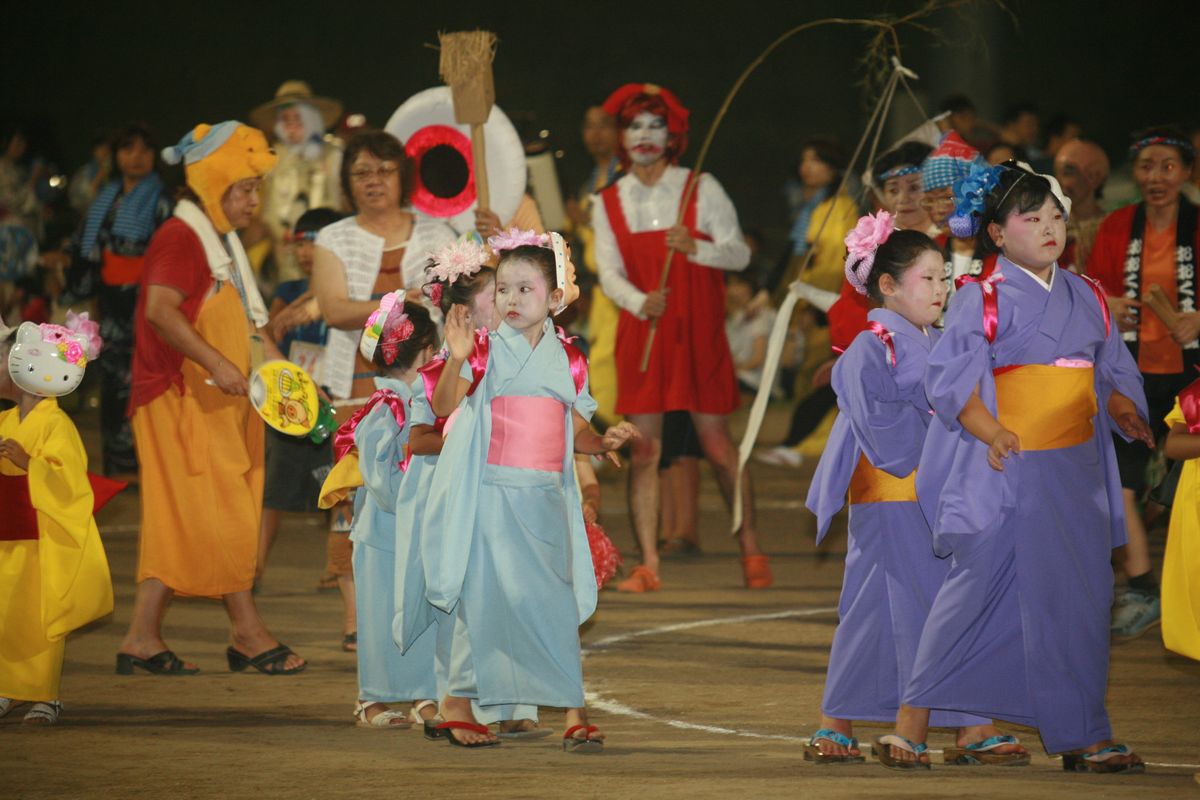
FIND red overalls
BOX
[600,172,740,416]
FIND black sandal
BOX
[115,650,199,676]
[226,644,306,675]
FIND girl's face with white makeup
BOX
[496,259,562,334]
[624,112,669,166]
[879,248,947,329]
[468,274,498,330]
[987,195,1067,271]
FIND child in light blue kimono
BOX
[345,296,439,729]
[427,238,638,749]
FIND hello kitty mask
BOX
[6,312,103,397]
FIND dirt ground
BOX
[4,403,1199,799]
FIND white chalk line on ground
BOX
[582,607,1200,769]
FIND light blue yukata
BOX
[422,319,598,716]
[350,376,436,703]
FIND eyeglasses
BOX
[350,164,400,182]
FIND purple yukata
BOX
[908,259,1146,753]
[807,307,985,727]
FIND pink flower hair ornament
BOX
[425,239,490,286]
[843,210,896,296]
[38,310,103,367]
[486,227,550,253]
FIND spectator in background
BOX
[0,127,41,288]
[725,270,775,396]
[770,137,849,298]
[1183,126,1200,206]
[62,122,171,480]
[258,207,342,593]
[997,103,1041,162]
[566,105,623,426]
[249,80,345,282]
[939,94,979,144]
[1054,138,1110,272]
[1033,114,1081,173]
[67,133,112,214]
[984,142,1017,166]
[1088,126,1199,640]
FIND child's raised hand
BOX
[987,430,1020,471]
[0,438,30,471]
[445,304,475,361]
[1115,413,1155,449]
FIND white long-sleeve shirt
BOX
[592,166,749,319]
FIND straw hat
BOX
[250,80,343,133]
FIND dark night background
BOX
[6,0,1196,237]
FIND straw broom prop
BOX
[637,1,977,374]
[439,30,498,213]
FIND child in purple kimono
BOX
[805,212,1000,764]
[881,162,1152,774]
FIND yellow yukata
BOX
[0,398,113,702]
[1163,400,1200,660]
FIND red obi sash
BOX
[487,396,567,472]
[0,474,39,541]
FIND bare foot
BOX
[358,701,409,727]
[564,708,605,742]
[814,715,860,757]
[891,704,931,766]
[441,695,498,746]
[1068,739,1144,770]
[413,700,439,722]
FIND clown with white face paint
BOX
[0,312,114,726]
[591,82,770,593]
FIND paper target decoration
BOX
[386,86,525,234]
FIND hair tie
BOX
[843,211,896,296]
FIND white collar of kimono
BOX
[1013,262,1055,292]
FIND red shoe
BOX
[742,555,773,589]
[615,565,661,593]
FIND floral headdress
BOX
[422,238,491,306]
[40,311,103,367]
[843,211,896,296]
[486,227,550,253]
[359,291,415,365]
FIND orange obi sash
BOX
[993,364,1097,451]
[487,396,566,472]
[101,250,146,285]
[848,453,917,505]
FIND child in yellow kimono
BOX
[0,313,113,724]
[1162,379,1200,661]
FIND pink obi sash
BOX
[487,396,566,472]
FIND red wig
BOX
[603,83,690,167]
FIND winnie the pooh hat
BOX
[162,121,277,233]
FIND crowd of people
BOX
[0,74,1197,776]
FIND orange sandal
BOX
[741,555,773,589]
[563,724,604,754]
[615,565,661,593]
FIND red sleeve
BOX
[1085,206,1133,296]
[828,280,871,353]
[141,218,210,299]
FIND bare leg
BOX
[256,508,280,584]
[691,412,761,556]
[674,457,700,546]
[339,574,357,637]
[658,465,675,544]
[118,578,195,667]
[223,590,306,671]
[1120,489,1152,577]
[626,412,664,576]
[957,723,1026,754]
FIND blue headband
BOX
[160,121,241,166]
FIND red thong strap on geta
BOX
[866,321,897,367]
[959,272,1006,344]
